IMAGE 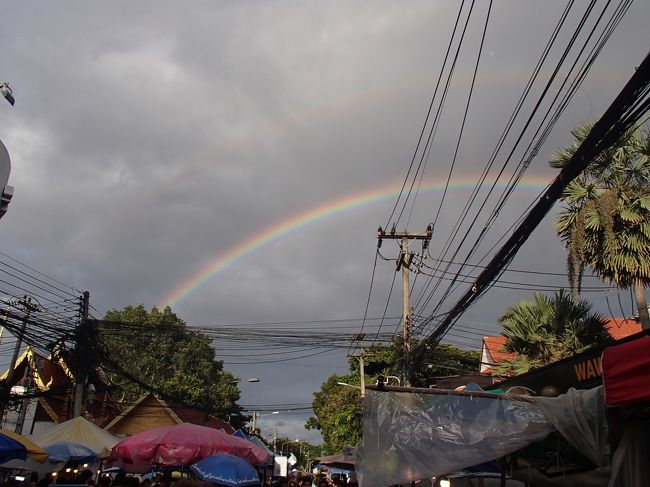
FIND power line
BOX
[413,48,650,365]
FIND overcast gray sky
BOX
[1,1,649,444]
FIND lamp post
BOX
[249,410,279,434]
[236,377,260,383]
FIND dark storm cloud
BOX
[1,0,649,442]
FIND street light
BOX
[229,377,260,383]
[249,410,279,434]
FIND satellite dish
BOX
[0,139,9,189]
[0,138,13,219]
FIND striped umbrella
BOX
[0,429,48,463]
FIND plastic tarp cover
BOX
[608,420,650,487]
[31,416,119,458]
[357,391,554,487]
[533,386,609,468]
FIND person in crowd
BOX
[173,480,211,487]
[79,471,93,486]
[111,473,129,487]
[36,473,53,487]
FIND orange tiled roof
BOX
[603,318,643,340]
[482,336,517,363]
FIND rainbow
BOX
[159,175,552,308]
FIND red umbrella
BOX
[106,423,271,473]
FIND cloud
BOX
[1,0,648,444]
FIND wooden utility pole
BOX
[377,225,432,386]
[5,297,37,387]
[348,333,366,397]
[203,369,213,425]
[1,296,38,425]
[400,236,411,365]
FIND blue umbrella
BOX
[231,430,274,466]
[45,442,97,463]
[190,453,260,487]
[0,433,27,464]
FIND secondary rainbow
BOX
[159,175,551,308]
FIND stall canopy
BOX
[602,334,650,407]
[0,429,48,463]
[357,386,607,487]
[31,416,119,458]
[106,423,272,473]
[232,430,274,465]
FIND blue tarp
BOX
[231,430,274,465]
[0,433,27,464]
[45,442,96,463]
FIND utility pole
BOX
[203,369,212,425]
[72,291,90,417]
[359,352,365,397]
[250,411,257,434]
[1,296,38,425]
[348,333,366,398]
[5,297,37,387]
[14,360,32,434]
[377,225,432,386]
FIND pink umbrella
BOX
[106,423,271,473]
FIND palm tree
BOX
[551,122,650,329]
[496,290,612,374]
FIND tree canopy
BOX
[96,305,246,428]
[551,122,650,328]
[497,290,612,374]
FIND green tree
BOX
[551,122,650,329]
[305,374,362,455]
[496,290,613,374]
[305,342,480,453]
[97,305,246,428]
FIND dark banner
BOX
[487,330,649,396]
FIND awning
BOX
[602,334,650,407]
[31,416,119,458]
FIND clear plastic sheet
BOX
[533,386,609,468]
[608,421,650,487]
[357,391,554,487]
